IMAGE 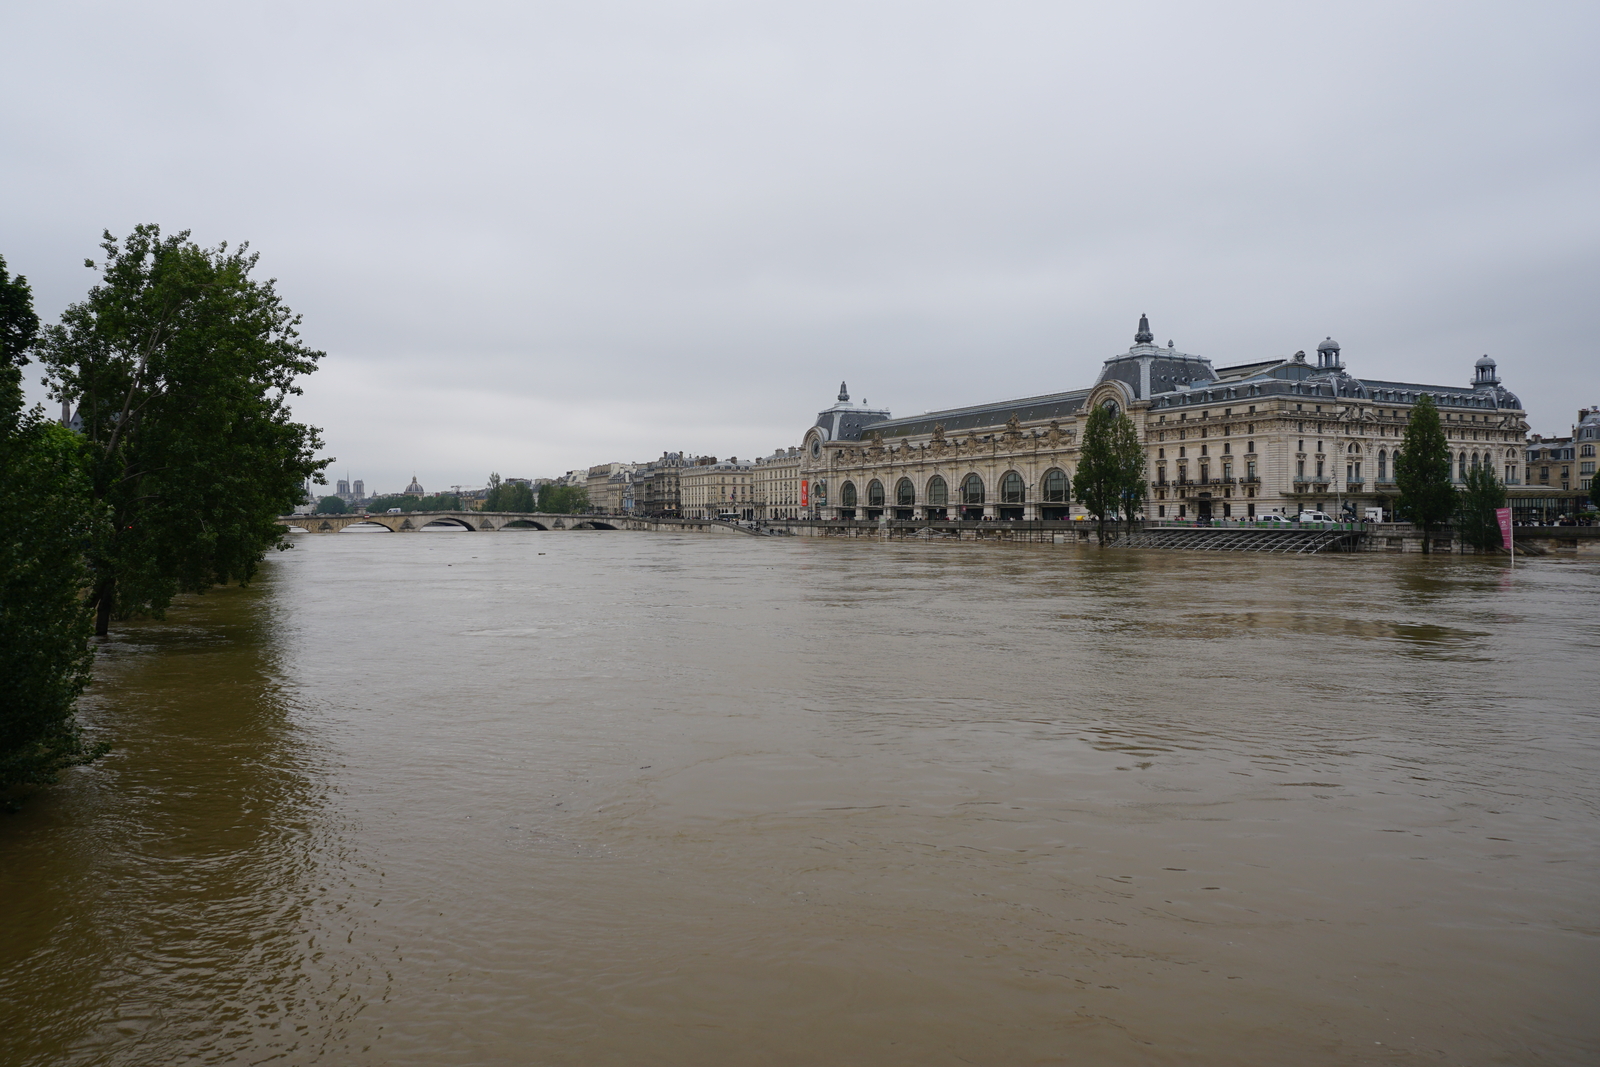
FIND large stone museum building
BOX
[798,316,1530,523]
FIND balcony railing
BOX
[1346,481,1364,492]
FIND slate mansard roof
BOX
[870,389,1091,440]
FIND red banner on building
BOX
[800,479,809,507]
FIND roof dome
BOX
[1316,336,1340,353]
[1475,354,1497,368]
[404,474,424,494]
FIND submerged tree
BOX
[38,226,329,635]
[1075,400,1147,542]
[1,254,108,788]
[1393,395,1457,554]
[1456,462,1507,552]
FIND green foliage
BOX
[0,254,40,366]
[314,494,348,514]
[37,226,329,634]
[538,483,588,514]
[1,256,107,789]
[1592,470,1600,511]
[1075,402,1147,541]
[1455,462,1506,551]
[1394,395,1457,553]
[365,492,460,513]
[483,472,536,512]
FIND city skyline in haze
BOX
[7,2,1597,494]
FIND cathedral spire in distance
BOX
[1134,314,1153,345]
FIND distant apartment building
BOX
[1512,406,1599,521]
[680,456,756,520]
[585,463,635,514]
[754,447,802,520]
[635,452,689,516]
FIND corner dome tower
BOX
[1315,336,1343,371]
[1472,354,1500,388]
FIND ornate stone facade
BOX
[799,317,1530,523]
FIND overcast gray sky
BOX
[6,1,1598,495]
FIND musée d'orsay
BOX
[795,315,1529,524]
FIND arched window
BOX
[1458,453,1467,479]
[1470,452,1480,470]
[1000,471,1025,503]
[961,473,984,504]
[1377,450,1387,480]
[1042,468,1069,502]
[841,481,857,507]
[927,476,947,506]
[895,478,914,506]
[867,479,885,506]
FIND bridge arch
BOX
[337,519,396,532]
[419,516,476,531]
[501,519,550,530]
[570,519,618,530]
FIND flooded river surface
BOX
[2,533,1597,1066]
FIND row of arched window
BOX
[837,470,1071,508]
[1356,447,1517,483]
[1455,448,1519,480]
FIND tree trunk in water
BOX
[93,580,114,637]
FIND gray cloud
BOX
[7,0,1597,494]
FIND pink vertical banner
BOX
[1496,507,1513,548]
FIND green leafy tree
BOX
[1075,401,1147,542]
[1,254,108,789]
[1591,468,1599,512]
[484,472,536,512]
[538,483,588,514]
[38,226,329,635]
[314,494,348,515]
[1393,394,1457,553]
[1455,462,1506,552]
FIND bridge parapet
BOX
[277,512,758,535]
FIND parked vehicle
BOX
[386,507,403,514]
[1255,513,1293,525]
[1297,510,1336,523]
[1364,507,1385,522]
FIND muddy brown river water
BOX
[2,532,1597,1066]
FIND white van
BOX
[1297,510,1335,523]
[386,507,403,514]
[1255,513,1293,525]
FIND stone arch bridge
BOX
[279,511,755,535]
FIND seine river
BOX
[2,532,1597,1066]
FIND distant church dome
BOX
[1317,336,1340,355]
[404,475,425,495]
[1475,354,1497,369]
